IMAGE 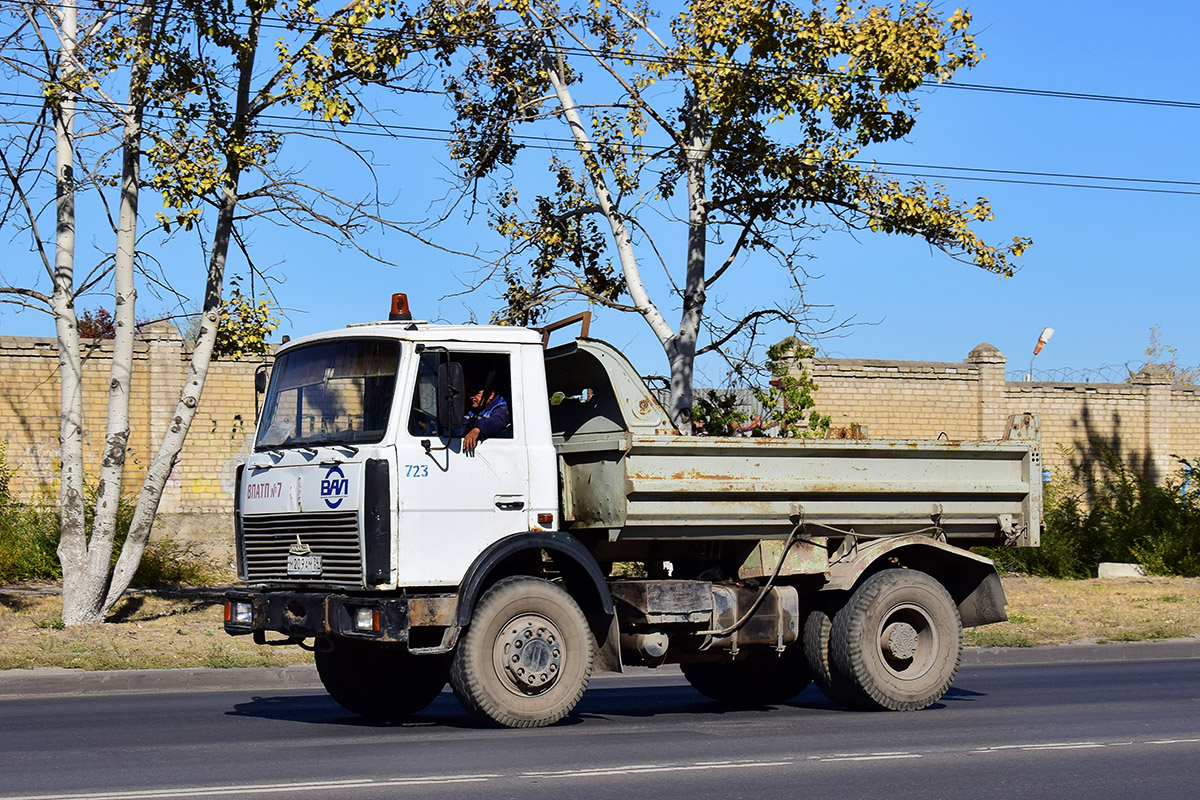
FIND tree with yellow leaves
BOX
[1,0,441,623]
[427,0,1031,428]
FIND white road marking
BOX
[521,760,793,779]
[973,741,1104,752]
[808,751,913,760]
[818,754,922,762]
[0,776,496,800]
[520,764,667,777]
[3,736,1198,800]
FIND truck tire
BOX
[450,576,593,728]
[830,569,962,711]
[314,637,449,721]
[802,604,868,709]
[681,647,810,706]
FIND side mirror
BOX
[253,364,270,423]
[437,361,465,433]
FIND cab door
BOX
[394,346,530,586]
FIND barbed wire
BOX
[695,363,1167,386]
[674,365,1168,391]
[1005,363,1146,384]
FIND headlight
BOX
[225,600,252,624]
[352,606,380,632]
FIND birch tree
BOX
[1,0,438,623]
[424,0,1031,428]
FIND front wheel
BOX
[450,576,593,728]
[314,637,449,721]
[830,569,962,711]
[681,646,810,706]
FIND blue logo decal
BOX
[321,465,349,509]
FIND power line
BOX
[931,81,1200,110]
[874,171,1200,198]
[866,159,1200,189]
[218,117,1200,197]
[3,89,1197,197]
[3,0,1198,113]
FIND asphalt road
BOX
[3,657,1200,800]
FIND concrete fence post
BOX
[1131,364,1174,484]
[968,343,1007,440]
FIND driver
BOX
[463,381,510,455]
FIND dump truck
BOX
[224,295,1042,727]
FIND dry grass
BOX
[0,590,308,671]
[965,576,1200,647]
[3,576,1200,671]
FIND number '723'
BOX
[405,464,429,478]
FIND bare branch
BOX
[532,2,682,147]
[0,285,52,305]
[706,217,755,288]
[0,143,54,281]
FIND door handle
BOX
[495,498,525,511]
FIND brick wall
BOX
[807,344,1195,484]
[4,332,1197,556]
[0,326,268,559]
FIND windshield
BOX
[257,339,400,449]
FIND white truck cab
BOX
[239,319,558,590]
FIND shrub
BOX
[0,442,59,582]
[691,338,835,438]
[0,502,62,583]
[0,446,218,586]
[131,537,221,586]
[0,439,11,503]
[981,446,1200,578]
[692,390,749,436]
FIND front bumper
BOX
[223,590,456,644]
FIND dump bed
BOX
[545,339,1041,548]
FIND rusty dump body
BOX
[545,338,1042,574]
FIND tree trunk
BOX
[666,98,712,432]
[104,192,234,613]
[58,2,159,624]
[538,42,674,343]
[51,0,99,627]
[102,10,262,614]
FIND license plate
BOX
[287,554,322,576]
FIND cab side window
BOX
[406,350,515,439]
[458,351,514,440]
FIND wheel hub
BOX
[883,621,920,661]
[495,615,563,696]
[876,602,938,678]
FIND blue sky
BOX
[2,1,1196,386]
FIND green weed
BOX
[965,627,1037,648]
[979,444,1200,578]
[1,443,219,585]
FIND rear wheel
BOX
[681,646,810,706]
[803,603,868,709]
[450,576,593,728]
[315,637,449,721]
[830,569,962,711]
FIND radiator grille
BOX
[241,511,363,585]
